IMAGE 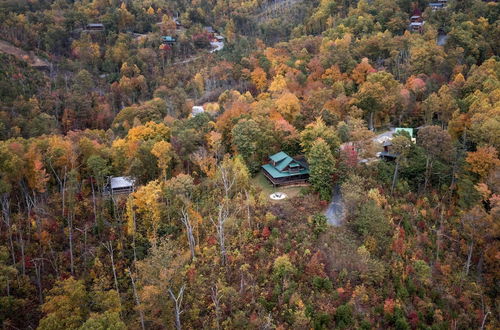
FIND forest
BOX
[0,0,498,329]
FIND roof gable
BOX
[275,156,294,171]
[110,177,135,189]
[270,151,289,163]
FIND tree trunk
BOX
[211,203,229,266]
[68,213,74,274]
[481,311,491,329]
[465,242,473,276]
[34,260,43,304]
[103,241,120,295]
[245,190,252,229]
[211,285,222,330]
[91,179,97,226]
[180,208,196,260]
[424,156,431,191]
[169,285,185,330]
[391,160,400,195]
[18,231,26,276]
[1,195,16,266]
[128,270,146,330]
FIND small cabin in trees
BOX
[161,36,177,44]
[262,151,310,186]
[104,176,135,195]
[395,127,416,143]
[85,23,105,32]
[204,26,216,35]
[192,106,205,116]
[379,141,397,160]
[429,2,446,10]
[409,9,425,33]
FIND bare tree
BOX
[217,162,235,199]
[1,195,15,266]
[127,269,145,330]
[32,257,48,304]
[211,285,223,330]
[245,190,252,229]
[169,285,186,330]
[180,207,196,260]
[68,211,75,274]
[210,203,229,266]
[75,225,89,271]
[102,241,120,295]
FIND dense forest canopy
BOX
[0,0,498,329]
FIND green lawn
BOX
[251,172,307,201]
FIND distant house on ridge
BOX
[409,9,425,33]
[161,36,177,44]
[85,23,105,32]
[192,106,205,116]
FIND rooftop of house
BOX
[429,2,446,7]
[204,26,215,33]
[192,106,204,116]
[263,152,309,178]
[162,36,177,42]
[269,151,289,163]
[395,127,414,138]
[86,23,104,28]
[110,176,135,189]
[262,164,310,178]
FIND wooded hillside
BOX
[0,0,498,329]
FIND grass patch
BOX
[251,172,307,201]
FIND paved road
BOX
[325,184,344,226]
[373,128,396,144]
[171,41,224,66]
[326,128,395,226]
[210,41,224,53]
[437,34,448,46]
[0,39,50,68]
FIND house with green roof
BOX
[262,151,310,186]
[395,127,416,143]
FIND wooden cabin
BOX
[262,152,309,187]
[85,23,105,32]
[379,141,397,161]
[104,176,135,196]
[429,2,446,10]
[409,9,425,33]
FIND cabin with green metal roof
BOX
[161,36,177,44]
[395,127,414,138]
[262,151,309,186]
[395,127,416,143]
